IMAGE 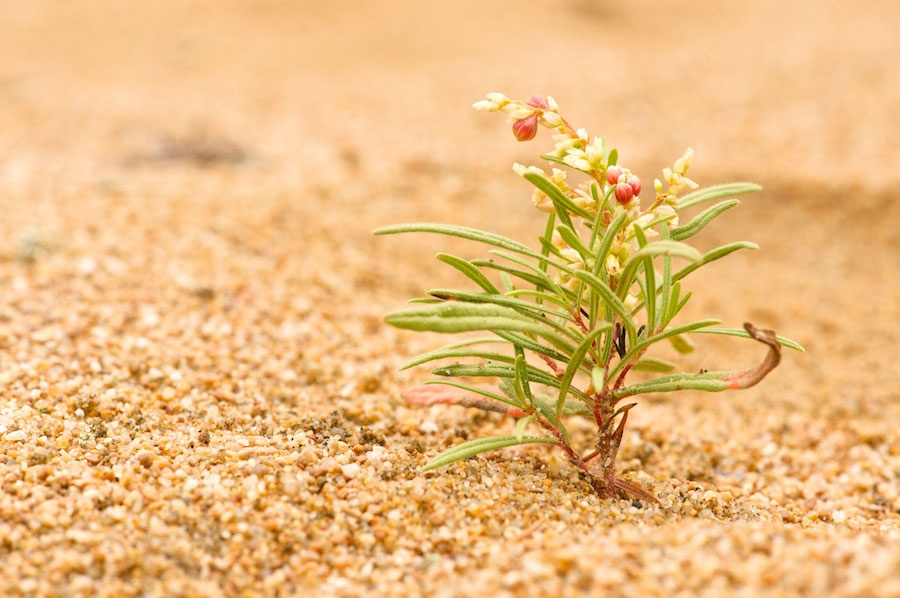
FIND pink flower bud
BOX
[629,176,642,196]
[615,182,634,204]
[526,95,550,110]
[512,114,538,141]
[606,166,622,186]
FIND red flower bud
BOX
[512,114,538,141]
[629,176,642,196]
[526,95,550,110]
[615,182,634,204]
[606,166,622,186]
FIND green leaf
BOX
[385,302,571,348]
[618,241,702,301]
[514,415,536,441]
[539,153,569,166]
[428,288,574,322]
[513,352,533,406]
[473,259,563,296]
[423,380,521,408]
[607,148,618,167]
[670,199,740,241]
[505,289,573,311]
[614,374,729,398]
[672,242,759,283]
[423,435,557,470]
[606,318,721,384]
[433,363,590,402]
[676,182,761,210]
[556,325,609,418]
[401,349,514,370]
[555,224,592,263]
[374,223,546,262]
[438,337,506,350]
[632,356,677,372]
[668,334,696,354]
[575,271,637,339]
[533,393,591,417]
[658,224,673,328]
[436,253,499,294]
[488,249,574,290]
[500,271,515,293]
[493,330,571,363]
[592,211,628,276]
[523,172,592,222]
[689,327,805,352]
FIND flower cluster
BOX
[474,93,703,307]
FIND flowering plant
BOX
[375,93,802,502]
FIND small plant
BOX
[375,92,802,502]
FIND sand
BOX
[1,1,899,596]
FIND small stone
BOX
[137,452,153,469]
[341,463,361,480]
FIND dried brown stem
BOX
[724,322,782,389]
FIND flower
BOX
[512,114,538,141]
[526,95,550,110]
[615,182,634,204]
[607,166,622,185]
[628,176,642,196]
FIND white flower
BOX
[653,204,679,227]
[504,105,535,120]
[551,229,567,249]
[472,99,499,112]
[605,254,621,276]
[623,293,638,311]
[576,128,589,141]
[549,134,579,158]
[512,163,545,177]
[562,149,591,171]
[531,190,554,213]
[539,111,562,127]
[673,147,694,175]
[486,92,509,104]
[546,95,559,111]
[585,137,606,167]
[559,248,583,267]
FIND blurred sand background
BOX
[1,1,899,596]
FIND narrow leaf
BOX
[676,182,761,210]
[670,199,740,241]
[374,223,546,262]
[432,363,590,401]
[401,349,514,370]
[428,288,574,321]
[556,325,609,418]
[618,241,702,301]
[436,253,499,294]
[606,318,721,384]
[689,327,805,352]
[385,302,571,348]
[523,172,593,221]
[514,415,536,441]
[514,352,533,405]
[423,435,557,470]
[575,271,637,339]
[668,334,696,354]
[556,224,592,263]
[422,380,521,408]
[672,242,758,283]
[632,356,677,372]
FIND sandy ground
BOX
[1,1,900,596]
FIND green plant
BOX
[375,92,802,502]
